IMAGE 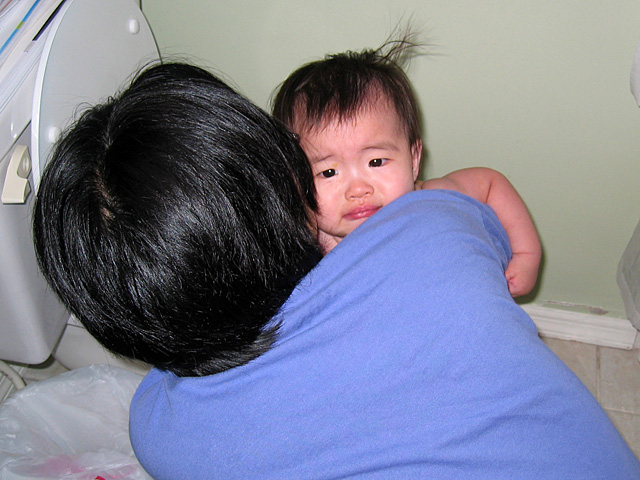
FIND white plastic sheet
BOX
[0,364,151,480]
[623,37,640,330]
[632,35,640,107]
[618,219,640,332]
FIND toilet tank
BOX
[0,0,159,364]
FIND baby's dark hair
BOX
[272,34,423,147]
[33,62,320,377]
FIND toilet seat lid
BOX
[31,0,159,186]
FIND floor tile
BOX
[541,337,598,398]
[599,346,640,413]
[605,410,640,460]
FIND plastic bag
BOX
[0,364,151,480]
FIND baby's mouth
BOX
[343,205,380,221]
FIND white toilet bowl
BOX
[54,316,150,375]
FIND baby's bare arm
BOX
[418,168,541,297]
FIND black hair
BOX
[271,34,423,147]
[33,62,320,377]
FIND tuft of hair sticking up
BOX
[272,29,426,147]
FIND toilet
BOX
[0,0,159,371]
[54,316,151,374]
[0,3,156,476]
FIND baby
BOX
[272,37,541,297]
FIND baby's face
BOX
[297,101,421,253]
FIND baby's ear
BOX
[411,140,423,180]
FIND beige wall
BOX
[142,0,640,317]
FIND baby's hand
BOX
[505,251,540,297]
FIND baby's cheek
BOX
[313,188,335,219]
[315,211,333,232]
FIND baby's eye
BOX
[320,168,337,178]
[369,158,386,167]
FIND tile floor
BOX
[541,336,640,460]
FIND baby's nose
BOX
[346,178,373,199]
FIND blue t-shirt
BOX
[130,190,640,479]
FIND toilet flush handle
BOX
[2,145,31,204]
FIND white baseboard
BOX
[522,304,638,350]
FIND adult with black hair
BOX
[33,63,640,479]
[33,63,320,377]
